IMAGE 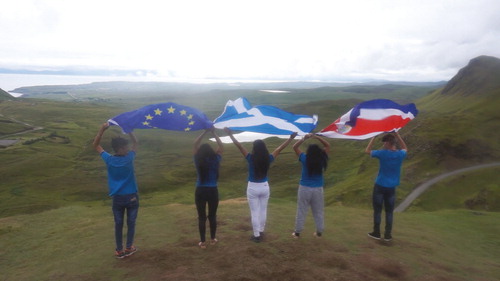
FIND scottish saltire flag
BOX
[213,97,318,136]
[317,99,418,140]
[108,103,213,133]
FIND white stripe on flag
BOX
[358,108,416,120]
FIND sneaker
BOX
[291,232,300,238]
[115,250,126,259]
[198,241,207,249]
[124,246,137,257]
[250,235,261,243]
[259,232,265,239]
[313,232,322,237]
[384,233,392,242]
[368,232,381,240]
[210,238,218,245]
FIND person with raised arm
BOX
[291,133,330,239]
[224,128,297,242]
[365,131,408,242]
[193,128,224,248]
[93,122,139,258]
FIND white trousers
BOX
[246,181,270,237]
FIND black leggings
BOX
[195,187,219,242]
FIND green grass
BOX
[1,82,500,280]
[2,84,500,217]
[410,166,500,211]
[1,199,499,281]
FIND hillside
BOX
[0,88,13,100]
[441,55,500,97]
[2,200,499,281]
[1,55,499,216]
[1,57,500,280]
[413,55,500,163]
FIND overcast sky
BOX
[1,0,500,83]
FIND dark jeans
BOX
[112,193,139,251]
[195,187,219,242]
[372,184,396,235]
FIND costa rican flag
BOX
[317,99,418,140]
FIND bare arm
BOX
[395,131,408,152]
[272,132,298,158]
[293,133,311,156]
[212,129,224,155]
[365,136,376,155]
[128,132,138,152]
[312,134,330,154]
[224,127,248,157]
[193,129,209,155]
[93,123,109,154]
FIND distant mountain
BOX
[441,55,500,97]
[11,80,446,97]
[0,88,13,100]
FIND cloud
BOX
[1,0,500,82]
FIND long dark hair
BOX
[252,140,270,181]
[306,144,328,176]
[195,143,219,183]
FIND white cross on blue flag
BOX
[213,97,318,136]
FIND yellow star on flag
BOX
[145,114,154,120]
[184,127,191,131]
[180,110,187,115]
[143,121,150,126]
[187,114,193,120]
[154,108,162,116]
[189,121,195,125]
[167,106,176,113]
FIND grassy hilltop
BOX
[1,56,499,280]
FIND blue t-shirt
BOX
[101,151,138,196]
[246,153,275,183]
[194,154,221,187]
[299,153,324,187]
[371,149,407,188]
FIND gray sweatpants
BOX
[294,185,324,234]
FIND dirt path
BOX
[395,162,500,212]
[0,112,44,138]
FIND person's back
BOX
[365,132,407,242]
[371,149,406,188]
[101,150,137,196]
[93,123,139,258]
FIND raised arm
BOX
[395,131,408,152]
[211,129,224,155]
[128,132,138,152]
[193,129,209,155]
[272,132,298,158]
[224,127,248,157]
[93,122,110,153]
[365,136,376,155]
[293,134,310,156]
[312,134,330,154]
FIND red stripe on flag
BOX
[344,115,412,136]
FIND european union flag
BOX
[108,103,213,133]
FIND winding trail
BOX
[0,112,44,138]
[395,162,500,212]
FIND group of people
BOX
[93,122,407,258]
